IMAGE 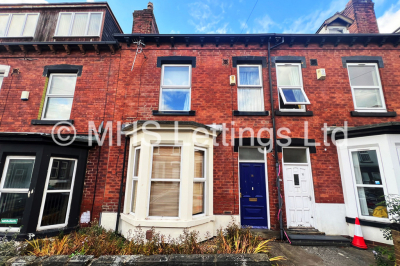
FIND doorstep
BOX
[287,234,351,246]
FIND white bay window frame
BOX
[159,64,192,112]
[348,147,389,222]
[346,63,386,112]
[54,12,103,37]
[37,157,77,231]
[147,145,182,219]
[237,65,264,112]
[0,13,39,38]
[130,147,140,214]
[193,147,207,217]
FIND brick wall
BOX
[341,0,379,33]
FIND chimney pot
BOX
[147,2,153,10]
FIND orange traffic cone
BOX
[352,217,368,249]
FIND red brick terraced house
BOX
[0,0,399,246]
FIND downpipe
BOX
[115,135,129,234]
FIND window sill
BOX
[31,120,74,125]
[350,111,396,117]
[233,111,269,116]
[152,110,196,116]
[345,216,390,229]
[275,110,313,116]
[121,213,215,228]
[0,36,33,39]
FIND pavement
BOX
[269,241,377,266]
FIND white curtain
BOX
[7,14,25,37]
[238,88,263,111]
[163,66,189,86]
[239,67,259,85]
[71,13,88,36]
[57,13,72,36]
[87,13,101,36]
[0,15,9,37]
[277,65,301,86]
[348,65,378,87]
[352,152,368,216]
[22,14,39,37]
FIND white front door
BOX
[283,164,314,228]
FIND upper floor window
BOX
[55,12,102,37]
[327,26,348,34]
[276,63,310,112]
[0,13,39,38]
[237,65,264,111]
[0,65,10,90]
[42,74,77,120]
[160,65,191,111]
[346,63,386,112]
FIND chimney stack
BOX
[341,0,379,33]
[132,2,159,34]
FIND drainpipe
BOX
[115,135,129,234]
[267,36,285,240]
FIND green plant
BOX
[0,230,23,256]
[373,246,395,266]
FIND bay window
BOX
[37,158,77,230]
[42,73,77,120]
[350,149,388,219]
[130,147,140,214]
[160,65,191,111]
[237,65,264,111]
[148,146,181,217]
[346,63,386,111]
[0,13,39,38]
[276,63,310,112]
[193,149,206,216]
[55,12,103,37]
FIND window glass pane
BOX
[348,65,379,86]
[149,181,179,217]
[48,159,75,190]
[131,180,137,213]
[239,148,264,161]
[3,159,34,189]
[351,150,382,185]
[43,98,73,120]
[0,15,9,37]
[279,95,304,110]
[56,13,72,36]
[277,65,301,86]
[357,187,387,218]
[22,14,38,37]
[281,88,307,103]
[134,149,140,177]
[152,147,181,179]
[239,66,260,86]
[193,182,204,215]
[0,193,27,227]
[48,75,77,95]
[161,89,190,111]
[238,88,263,111]
[87,13,101,36]
[40,192,70,226]
[163,66,189,86]
[354,88,383,108]
[7,14,25,37]
[71,13,88,36]
[283,149,307,163]
[194,150,204,178]
[328,28,345,33]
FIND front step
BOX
[286,228,325,235]
[287,234,351,246]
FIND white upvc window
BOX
[148,146,182,218]
[349,148,389,221]
[130,147,140,214]
[55,12,103,37]
[37,157,77,230]
[0,156,35,232]
[193,148,206,216]
[276,63,310,112]
[327,26,348,34]
[160,65,192,111]
[42,73,77,120]
[0,13,39,38]
[237,65,264,111]
[346,63,386,112]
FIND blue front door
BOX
[239,163,268,228]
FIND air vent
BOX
[358,151,372,163]
[310,59,318,66]
[222,59,229,66]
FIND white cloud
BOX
[374,0,385,7]
[0,0,47,2]
[377,0,400,33]
[253,14,275,33]
[283,0,348,33]
[188,1,230,34]
[170,30,180,34]
[87,0,95,2]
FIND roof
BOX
[114,33,400,48]
[394,27,400,34]
[316,12,354,33]
[0,2,123,34]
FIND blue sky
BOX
[5,0,400,33]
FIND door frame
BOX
[237,147,270,229]
[281,147,316,228]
